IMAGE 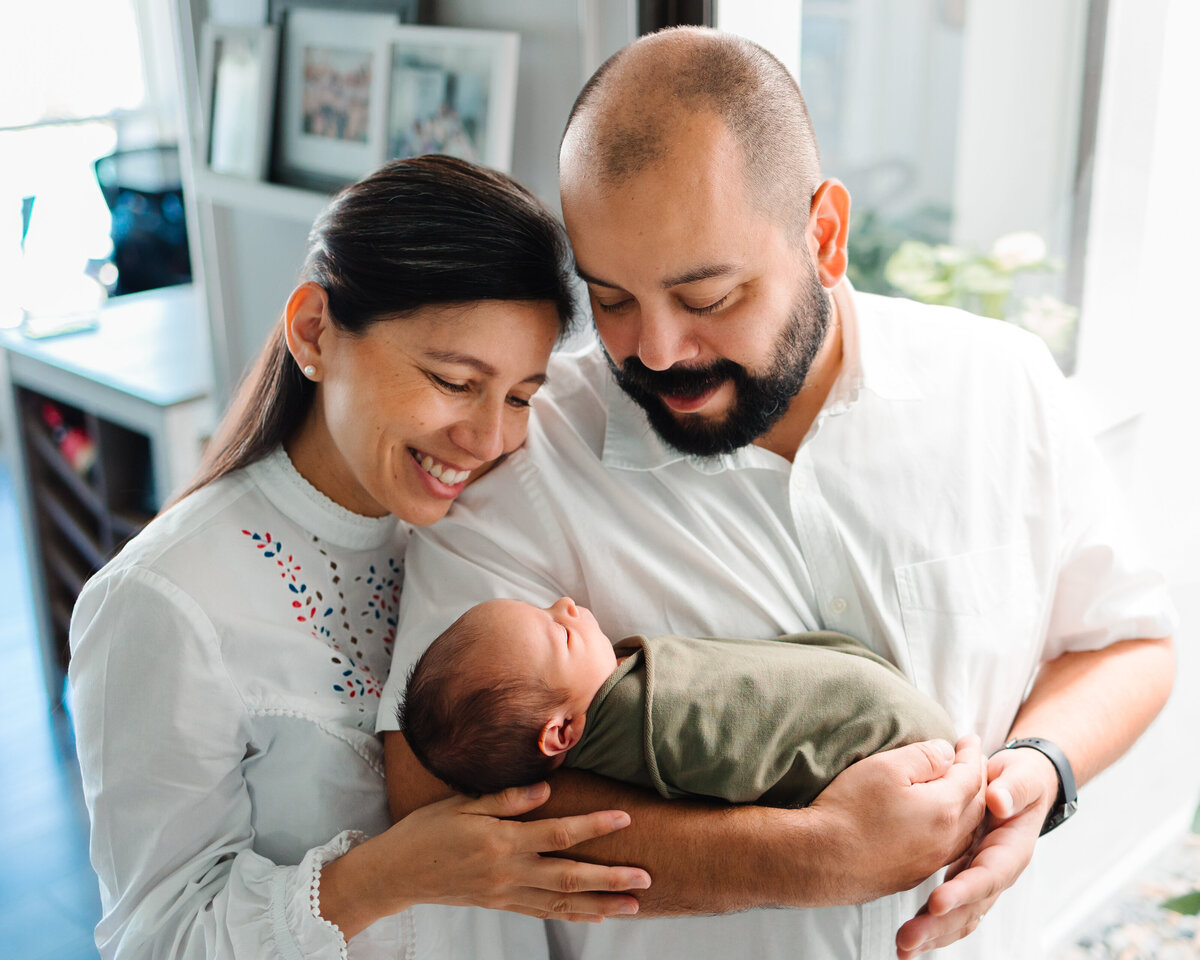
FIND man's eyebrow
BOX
[574,262,741,290]
[422,349,548,385]
[661,263,740,288]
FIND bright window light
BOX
[0,0,152,327]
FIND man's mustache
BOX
[616,356,744,398]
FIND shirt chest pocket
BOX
[894,544,1039,737]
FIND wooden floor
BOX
[0,462,101,959]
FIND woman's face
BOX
[293,299,560,527]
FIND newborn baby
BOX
[400,597,956,807]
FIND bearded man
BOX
[379,26,1174,960]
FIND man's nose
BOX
[636,306,698,371]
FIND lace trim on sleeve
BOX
[279,830,370,960]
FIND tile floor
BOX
[0,459,1194,959]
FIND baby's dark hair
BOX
[399,605,571,796]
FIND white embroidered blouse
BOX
[68,447,547,960]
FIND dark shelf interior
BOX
[16,386,159,676]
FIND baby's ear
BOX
[538,713,583,757]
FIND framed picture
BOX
[274,8,396,189]
[266,0,419,26]
[200,23,278,180]
[385,26,520,173]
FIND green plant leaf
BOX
[1162,890,1200,915]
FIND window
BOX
[799,0,1101,372]
[0,0,177,326]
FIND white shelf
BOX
[193,168,332,224]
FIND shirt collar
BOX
[599,280,919,474]
[847,284,923,403]
[247,446,401,550]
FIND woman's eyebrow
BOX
[423,349,497,375]
[423,349,548,385]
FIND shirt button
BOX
[829,596,847,614]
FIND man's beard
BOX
[606,265,831,458]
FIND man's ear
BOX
[806,179,851,288]
[538,712,584,758]
[283,282,331,378]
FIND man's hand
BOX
[894,745,1058,958]
[808,735,987,904]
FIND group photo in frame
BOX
[273,7,394,189]
[201,5,522,189]
[385,26,520,174]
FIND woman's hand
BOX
[319,782,652,939]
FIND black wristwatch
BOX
[1000,737,1078,835]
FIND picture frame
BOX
[384,26,520,173]
[200,23,278,180]
[266,0,419,26]
[274,8,395,189]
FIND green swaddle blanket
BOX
[564,631,956,807]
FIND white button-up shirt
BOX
[378,286,1175,960]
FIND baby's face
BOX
[473,597,617,712]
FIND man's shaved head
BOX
[561,27,823,233]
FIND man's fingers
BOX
[928,822,1032,916]
[521,808,640,855]
[927,859,1004,917]
[897,900,990,959]
[944,735,986,808]
[896,738,957,785]
[462,782,552,819]
[985,750,1056,821]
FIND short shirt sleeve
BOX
[1035,348,1177,660]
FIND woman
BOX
[68,156,650,960]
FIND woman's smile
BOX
[409,447,473,497]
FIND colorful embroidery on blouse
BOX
[241,528,402,725]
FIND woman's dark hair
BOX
[176,155,576,501]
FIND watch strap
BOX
[1002,737,1078,835]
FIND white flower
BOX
[991,231,1047,271]
[1016,295,1078,353]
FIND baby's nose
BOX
[555,596,579,618]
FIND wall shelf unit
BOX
[170,0,622,404]
[192,169,330,223]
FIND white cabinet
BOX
[0,286,215,708]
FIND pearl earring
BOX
[303,364,317,378]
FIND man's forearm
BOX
[384,731,820,914]
[531,767,818,915]
[1003,633,1171,782]
[385,731,986,916]
[1005,636,1175,786]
